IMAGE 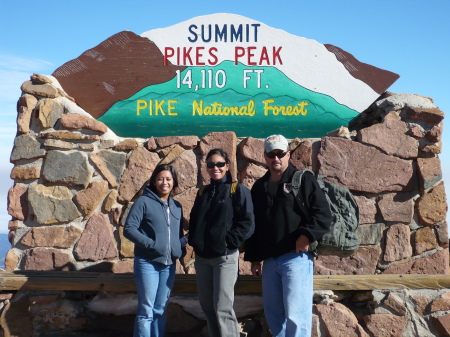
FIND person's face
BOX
[206,154,229,181]
[155,170,173,200]
[264,149,290,174]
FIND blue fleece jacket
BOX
[124,186,183,265]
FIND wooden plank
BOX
[2,271,450,293]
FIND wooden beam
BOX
[2,271,450,293]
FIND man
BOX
[244,134,332,337]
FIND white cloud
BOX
[0,54,53,72]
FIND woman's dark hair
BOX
[206,148,232,180]
[148,164,179,196]
[206,148,230,164]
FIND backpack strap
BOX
[291,169,318,254]
[230,181,238,195]
[197,185,206,196]
[291,169,314,218]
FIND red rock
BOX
[417,157,442,191]
[114,138,139,151]
[17,94,37,134]
[38,98,63,129]
[171,150,198,195]
[408,125,424,138]
[174,187,199,226]
[383,293,407,315]
[74,213,118,261]
[318,137,414,193]
[22,248,73,271]
[156,136,199,149]
[7,183,28,221]
[315,246,381,275]
[31,73,52,84]
[414,227,437,255]
[103,190,118,212]
[146,137,158,151]
[435,222,449,248]
[403,106,444,125]
[118,226,134,259]
[159,144,185,165]
[21,80,59,98]
[118,147,160,203]
[411,295,429,315]
[378,193,414,223]
[357,119,418,159]
[8,220,20,230]
[430,293,450,313]
[238,137,265,165]
[363,314,407,337]
[432,313,450,335]
[5,249,19,271]
[199,131,237,184]
[60,113,108,133]
[315,302,369,337]
[425,124,442,142]
[383,249,448,274]
[353,195,376,224]
[290,139,313,169]
[10,166,40,180]
[239,163,267,189]
[74,180,109,219]
[383,223,411,261]
[416,182,447,226]
[20,225,82,248]
[111,260,134,273]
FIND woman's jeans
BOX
[262,251,314,337]
[194,250,240,337]
[133,257,175,337]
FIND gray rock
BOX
[28,184,81,225]
[357,223,385,245]
[10,134,46,163]
[42,150,92,188]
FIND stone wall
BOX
[2,74,449,336]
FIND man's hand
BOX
[295,234,309,253]
[251,261,262,278]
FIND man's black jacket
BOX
[244,164,332,262]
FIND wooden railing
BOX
[2,271,450,293]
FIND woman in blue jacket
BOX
[124,164,183,337]
[189,149,254,337]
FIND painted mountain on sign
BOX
[52,13,399,138]
[99,61,358,138]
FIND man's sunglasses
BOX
[265,151,288,159]
[206,161,227,168]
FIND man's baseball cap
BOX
[264,135,289,152]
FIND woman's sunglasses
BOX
[265,151,288,159]
[206,161,227,168]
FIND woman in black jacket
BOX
[189,148,254,337]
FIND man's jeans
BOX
[195,250,240,337]
[133,257,175,337]
[262,251,314,337]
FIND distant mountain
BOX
[0,233,10,270]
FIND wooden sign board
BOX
[53,13,399,138]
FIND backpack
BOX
[291,169,360,257]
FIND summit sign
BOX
[53,14,399,138]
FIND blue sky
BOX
[1,0,449,233]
